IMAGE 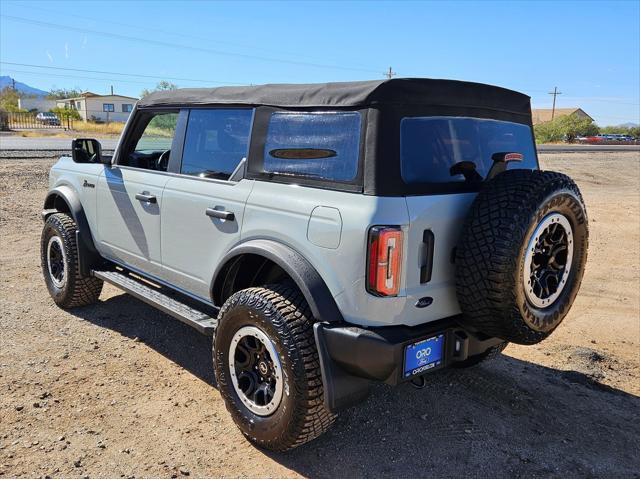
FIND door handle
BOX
[135,193,157,204]
[205,208,235,221]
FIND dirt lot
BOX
[1,152,639,478]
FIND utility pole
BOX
[384,67,396,79]
[548,86,562,120]
[110,85,114,95]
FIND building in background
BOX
[56,92,138,122]
[17,96,57,112]
[531,108,593,125]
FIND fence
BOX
[3,111,74,130]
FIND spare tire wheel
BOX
[455,169,588,345]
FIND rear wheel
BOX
[40,213,103,308]
[456,169,588,345]
[213,284,335,451]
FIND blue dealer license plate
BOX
[404,334,445,378]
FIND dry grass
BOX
[74,121,126,136]
[16,121,126,138]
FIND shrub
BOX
[50,106,82,121]
[534,115,599,143]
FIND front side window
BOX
[103,103,115,112]
[121,111,179,170]
[180,109,253,180]
[263,111,361,182]
[400,117,537,184]
[134,113,178,152]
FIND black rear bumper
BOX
[313,316,503,413]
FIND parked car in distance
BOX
[36,112,61,126]
[576,135,603,144]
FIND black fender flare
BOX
[42,185,100,275]
[211,239,344,324]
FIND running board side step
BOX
[92,270,217,335]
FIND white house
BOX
[56,92,138,122]
[18,97,57,112]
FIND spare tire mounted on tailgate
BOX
[455,169,589,345]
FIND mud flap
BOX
[314,323,371,413]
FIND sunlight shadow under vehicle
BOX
[70,293,640,478]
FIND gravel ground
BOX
[1,152,639,478]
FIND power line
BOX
[0,62,245,85]
[11,3,376,72]
[0,68,156,85]
[0,14,381,74]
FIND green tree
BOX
[140,81,178,99]
[600,125,640,137]
[534,115,599,143]
[0,86,23,112]
[47,88,83,100]
[50,106,82,121]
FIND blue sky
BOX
[1,0,639,125]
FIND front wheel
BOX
[213,284,335,451]
[40,213,103,308]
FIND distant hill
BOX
[0,76,49,97]
[618,122,639,128]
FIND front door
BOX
[96,111,179,277]
[159,108,254,300]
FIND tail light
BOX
[367,226,403,296]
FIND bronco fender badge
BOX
[415,297,433,308]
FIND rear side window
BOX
[263,111,361,182]
[181,109,253,180]
[400,117,537,184]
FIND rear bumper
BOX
[314,316,503,412]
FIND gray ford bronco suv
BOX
[41,79,588,451]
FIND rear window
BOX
[263,111,361,182]
[400,117,537,184]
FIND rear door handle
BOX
[135,193,157,204]
[205,208,235,221]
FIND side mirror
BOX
[71,138,104,164]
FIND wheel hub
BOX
[46,236,67,288]
[523,213,574,308]
[228,326,283,416]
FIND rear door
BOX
[400,117,538,319]
[159,108,254,300]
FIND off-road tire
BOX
[41,213,103,308]
[456,169,588,345]
[451,342,508,368]
[213,284,335,451]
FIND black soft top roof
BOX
[137,78,531,116]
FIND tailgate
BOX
[403,193,477,320]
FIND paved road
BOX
[0,136,119,151]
